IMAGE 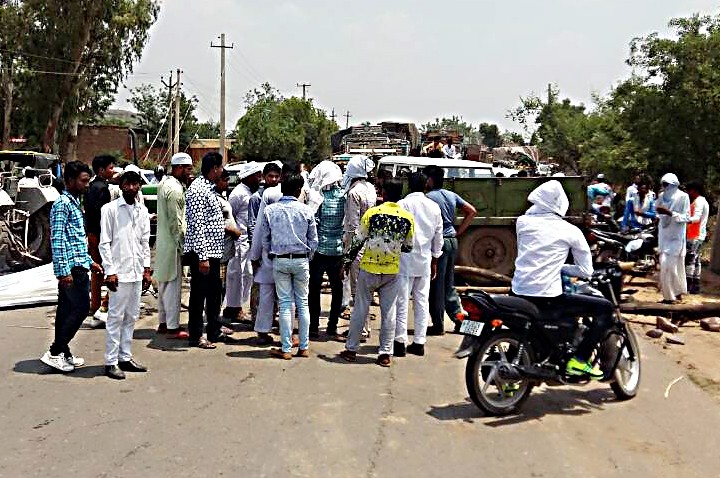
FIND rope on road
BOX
[664,376,684,398]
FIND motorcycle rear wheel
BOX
[465,331,534,416]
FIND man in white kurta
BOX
[224,163,262,321]
[394,172,443,357]
[99,171,151,380]
[154,153,192,338]
[655,173,691,303]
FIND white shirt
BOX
[511,213,593,297]
[229,183,253,236]
[99,196,151,283]
[443,144,457,159]
[398,192,443,276]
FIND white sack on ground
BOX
[0,264,58,308]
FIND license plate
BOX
[460,320,484,336]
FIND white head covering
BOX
[124,164,141,174]
[660,172,680,200]
[171,152,192,166]
[526,180,570,217]
[342,155,374,192]
[306,160,343,213]
[236,162,263,180]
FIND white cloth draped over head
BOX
[236,162,263,180]
[341,155,375,192]
[306,160,343,213]
[660,172,680,200]
[525,180,569,217]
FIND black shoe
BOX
[256,333,274,347]
[326,326,338,337]
[213,333,242,345]
[407,343,425,356]
[105,365,126,380]
[118,359,147,372]
[426,326,445,336]
[393,341,406,357]
[309,329,320,339]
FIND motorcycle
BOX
[588,226,658,276]
[455,264,641,416]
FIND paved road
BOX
[0,301,719,477]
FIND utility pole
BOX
[173,68,182,154]
[296,83,311,100]
[211,34,234,159]
[329,108,337,123]
[161,71,177,157]
[344,110,352,129]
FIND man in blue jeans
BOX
[255,174,318,360]
[423,165,477,335]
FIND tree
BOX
[128,83,199,151]
[422,116,480,143]
[478,122,503,148]
[0,1,24,149]
[502,131,525,146]
[8,0,159,154]
[195,120,220,139]
[232,84,335,164]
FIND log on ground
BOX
[454,266,512,286]
[620,301,720,323]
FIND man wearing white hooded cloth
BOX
[655,173,691,303]
[224,162,263,321]
[511,180,611,379]
[341,155,376,336]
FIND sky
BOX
[113,0,719,134]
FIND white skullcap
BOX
[171,152,193,166]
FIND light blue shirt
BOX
[259,196,318,257]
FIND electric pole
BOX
[173,68,182,154]
[296,83,311,100]
[329,108,337,123]
[161,71,177,156]
[211,34,234,159]
[344,110,352,129]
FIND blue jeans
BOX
[272,258,310,353]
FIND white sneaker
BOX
[40,351,74,372]
[84,317,105,329]
[66,355,85,367]
[93,309,108,322]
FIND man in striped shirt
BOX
[41,161,103,373]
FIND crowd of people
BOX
[587,171,710,301]
[40,152,478,378]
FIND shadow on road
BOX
[132,328,190,353]
[427,387,617,426]
[13,359,106,378]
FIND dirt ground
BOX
[624,270,720,402]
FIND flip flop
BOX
[192,338,216,349]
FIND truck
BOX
[331,122,420,157]
[376,156,586,276]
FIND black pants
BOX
[429,238,462,329]
[520,293,614,361]
[187,253,222,343]
[50,267,90,356]
[309,253,344,332]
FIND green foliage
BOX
[478,123,502,148]
[233,85,335,164]
[195,120,220,139]
[422,116,480,143]
[0,0,159,151]
[502,131,525,146]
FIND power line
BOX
[234,48,266,83]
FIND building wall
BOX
[75,125,133,165]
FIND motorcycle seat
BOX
[491,295,541,320]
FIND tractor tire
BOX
[27,205,52,263]
[457,227,517,277]
[0,222,31,273]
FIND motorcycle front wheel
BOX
[465,331,534,416]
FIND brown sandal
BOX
[376,354,391,367]
[192,338,216,349]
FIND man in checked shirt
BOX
[40,161,103,373]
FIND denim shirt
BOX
[259,196,318,257]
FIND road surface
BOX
[0,299,718,477]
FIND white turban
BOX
[342,155,374,192]
[306,160,343,213]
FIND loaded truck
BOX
[376,156,586,276]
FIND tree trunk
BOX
[454,265,512,286]
[59,115,79,161]
[1,60,12,149]
[710,199,720,274]
[620,301,720,321]
[40,6,96,153]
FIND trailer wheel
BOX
[458,227,516,277]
